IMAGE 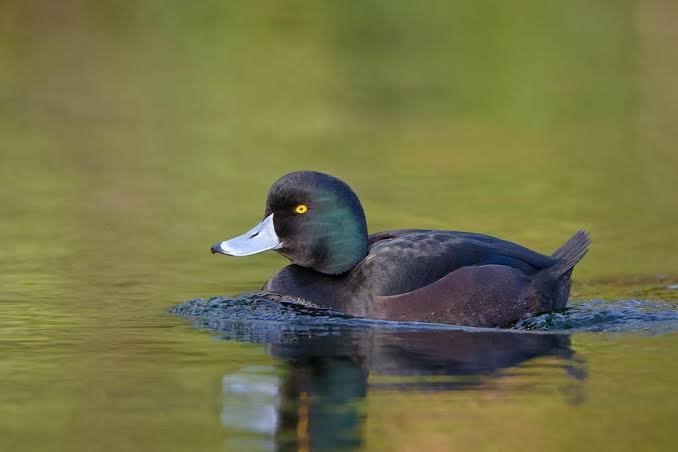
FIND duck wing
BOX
[368,229,557,270]
[360,230,558,297]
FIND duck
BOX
[210,171,591,328]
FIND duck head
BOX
[211,171,368,275]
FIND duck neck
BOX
[309,197,369,274]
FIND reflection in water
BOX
[168,292,678,450]
[212,317,583,450]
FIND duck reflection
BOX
[215,321,584,451]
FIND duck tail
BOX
[551,230,591,276]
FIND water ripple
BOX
[170,293,678,335]
[514,299,678,333]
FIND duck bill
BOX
[211,214,282,256]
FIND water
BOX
[2,1,678,451]
[168,293,678,450]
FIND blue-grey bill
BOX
[211,214,282,256]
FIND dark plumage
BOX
[211,171,591,327]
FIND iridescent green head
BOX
[211,171,368,275]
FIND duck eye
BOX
[294,204,309,214]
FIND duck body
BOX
[263,229,589,327]
[212,171,590,328]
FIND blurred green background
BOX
[1,1,677,451]
[2,0,678,289]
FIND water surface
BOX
[1,1,678,451]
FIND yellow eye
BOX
[294,204,309,214]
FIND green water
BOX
[1,1,677,451]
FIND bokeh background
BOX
[3,0,678,286]
[1,1,677,451]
